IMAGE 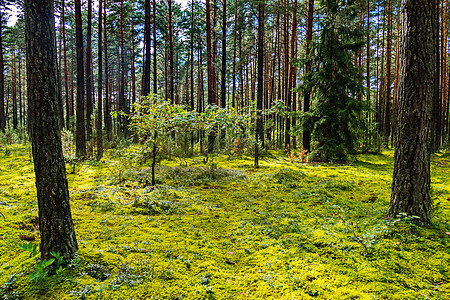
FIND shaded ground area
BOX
[0,144,449,299]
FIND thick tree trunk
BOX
[75,0,86,158]
[24,0,78,260]
[389,0,434,227]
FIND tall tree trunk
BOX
[0,17,4,133]
[75,0,86,158]
[18,54,23,127]
[168,0,174,102]
[119,0,127,136]
[131,21,136,107]
[143,0,151,96]
[86,0,93,141]
[24,0,78,260]
[104,2,112,139]
[221,0,227,110]
[303,0,314,152]
[431,0,441,151]
[383,0,392,147]
[391,20,400,147]
[190,0,195,112]
[389,0,434,227]
[97,0,103,160]
[153,0,157,94]
[288,0,298,149]
[12,50,17,130]
[206,0,216,153]
[62,0,70,130]
[255,1,265,167]
[441,0,448,145]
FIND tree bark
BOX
[85,0,93,141]
[0,16,4,133]
[255,1,265,167]
[97,0,103,160]
[383,0,392,147]
[153,0,157,94]
[75,0,86,158]
[389,0,434,227]
[104,2,112,139]
[303,0,314,152]
[143,0,151,96]
[24,0,78,260]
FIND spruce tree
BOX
[302,0,366,161]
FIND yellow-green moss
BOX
[0,145,448,299]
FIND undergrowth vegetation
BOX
[0,144,449,299]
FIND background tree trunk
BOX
[75,0,86,158]
[97,0,103,160]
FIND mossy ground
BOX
[0,144,449,299]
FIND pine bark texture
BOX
[75,0,86,158]
[389,0,434,226]
[24,0,78,260]
[0,17,5,133]
[97,0,103,160]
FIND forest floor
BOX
[0,144,449,300]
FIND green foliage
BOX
[301,0,367,161]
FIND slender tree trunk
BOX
[255,1,265,167]
[12,50,17,130]
[62,0,70,130]
[0,17,4,133]
[441,0,448,145]
[389,0,434,227]
[119,0,127,136]
[104,2,112,139]
[86,0,93,141]
[130,22,136,107]
[168,0,174,102]
[383,0,392,147]
[97,0,103,160]
[391,20,400,147]
[303,0,314,152]
[153,0,157,94]
[288,0,298,149]
[24,0,78,260]
[75,0,86,158]
[143,0,151,96]
[431,0,441,151]
[206,0,216,153]
[18,54,23,127]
